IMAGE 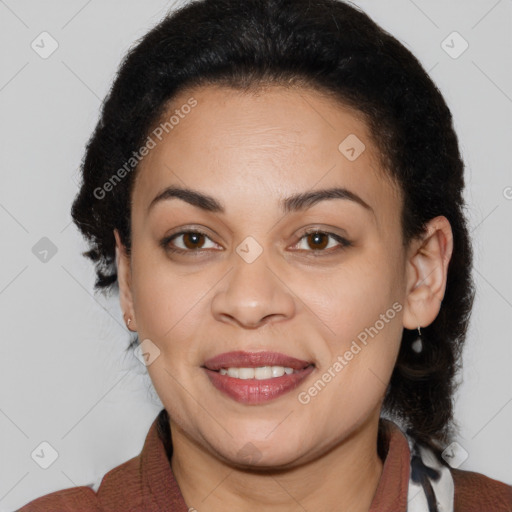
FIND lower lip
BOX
[203,366,315,404]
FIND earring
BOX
[411,326,423,353]
[124,314,132,330]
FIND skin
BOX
[114,84,453,511]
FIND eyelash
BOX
[160,228,352,257]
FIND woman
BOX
[18,0,512,510]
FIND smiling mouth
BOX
[201,351,315,404]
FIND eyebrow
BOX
[147,185,374,215]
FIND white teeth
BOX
[218,366,295,379]
[271,366,285,378]
[238,368,254,380]
[227,367,238,378]
[254,366,272,379]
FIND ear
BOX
[402,216,454,330]
[114,229,137,331]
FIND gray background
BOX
[0,0,511,509]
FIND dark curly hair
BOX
[71,0,475,458]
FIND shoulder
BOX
[16,453,143,512]
[15,485,101,511]
[15,411,181,512]
[451,466,512,512]
[386,417,512,512]
[16,451,144,511]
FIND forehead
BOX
[132,84,401,229]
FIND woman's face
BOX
[117,84,416,468]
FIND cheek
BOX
[130,247,209,343]
[301,255,400,339]
[299,253,403,396]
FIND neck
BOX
[170,414,385,512]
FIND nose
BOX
[211,250,296,329]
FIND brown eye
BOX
[293,230,352,254]
[181,232,206,249]
[161,230,218,254]
[306,232,329,250]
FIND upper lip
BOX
[203,351,313,371]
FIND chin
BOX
[213,428,308,469]
[225,446,306,471]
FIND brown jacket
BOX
[17,412,512,511]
